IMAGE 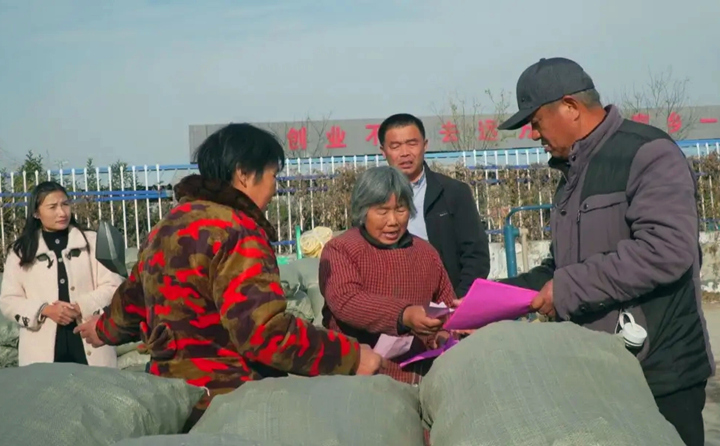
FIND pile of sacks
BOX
[116,342,150,372]
[0,313,18,368]
[0,321,687,446]
[279,258,325,326]
[0,274,15,368]
[0,313,148,371]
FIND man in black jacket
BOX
[378,113,491,297]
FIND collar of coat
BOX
[359,225,413,250]
[420,162,441,215]
[547,105,619,173]
[174,174,278,242]
[36,226,89,258]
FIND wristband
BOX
[37,303,49,323]
[397,305,412,335]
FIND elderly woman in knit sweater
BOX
[320,166,456,385]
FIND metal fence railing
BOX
[2,141,720,261]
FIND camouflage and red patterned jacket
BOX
[95,174,360,420]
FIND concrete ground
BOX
[704,303,720,445]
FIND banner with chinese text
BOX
[189,106,720,160]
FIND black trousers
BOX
[54,323,88,365]
[655,381,706,446]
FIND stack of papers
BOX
[400,336,458,368]
[373,335,414,359]
[399,279,538,366]
[444,279,537,330]
[425,302,454,319]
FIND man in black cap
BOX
[498,57,713,446]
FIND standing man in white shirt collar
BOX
[378,113,491,297]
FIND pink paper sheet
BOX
[425,302,454,319]
[443,279,537,330]
[399,337,458,368]
[373,334,414,359]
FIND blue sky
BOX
[1,0,718,168]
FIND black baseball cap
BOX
[498,57,595,130]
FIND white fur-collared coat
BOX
[0,227,124,367]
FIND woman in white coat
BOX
[0,181,123,367]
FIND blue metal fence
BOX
[2,140,719,251]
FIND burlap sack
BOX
[0,363,204,446]
[420,321,685,446]
[192,375,425,446]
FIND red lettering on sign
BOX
[440,121,458,143]
[478,119,498,141]
[631,113,650,124]
[700,118,719,124]
[667,112,682,133]
[326,126,347,149]
[286,127,307,151]
[518,124,533,139]
[365,124,380,146]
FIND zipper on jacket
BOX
[576,210,582,263]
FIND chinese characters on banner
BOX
[631,112,683,134]
[365,124,380,146]
[436,120,532,143]
[326,125,347,149]
[282,112,716,153]
[631,113,650,124]
[286,127,308,151]
[478,119,498,141]
[667,112,682,133]
[287,125,350,150]
[440,121,459,143]
[518,124,533,139]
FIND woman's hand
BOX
[71,302,83,323]
[402,305,445,336]
[73,315,105,347]
[356,344,384,375]
[452,329,476,338]
[428,330,452,350]
[42,301,81,326]
[447,299,475,337]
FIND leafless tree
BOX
[432,89,512,152]
[275,114,333,160]
[620,68,696,140]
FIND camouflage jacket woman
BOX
[95,175,360,424]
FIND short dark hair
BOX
[192,123,286,182]
[378,114,426,146]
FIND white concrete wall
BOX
[490,232,720,292]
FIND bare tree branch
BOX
[305,113,331,159]
[620,67,696,140]
[278,114,333,160]
[432,89,513,151]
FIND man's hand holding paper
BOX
[443,279,538,331]
[530,280,556,318]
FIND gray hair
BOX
[549,88,602,110]
[570,88,602,108]
[351,166,417,227]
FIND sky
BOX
[0,0,719,169]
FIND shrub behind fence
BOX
[2,153,719,272]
